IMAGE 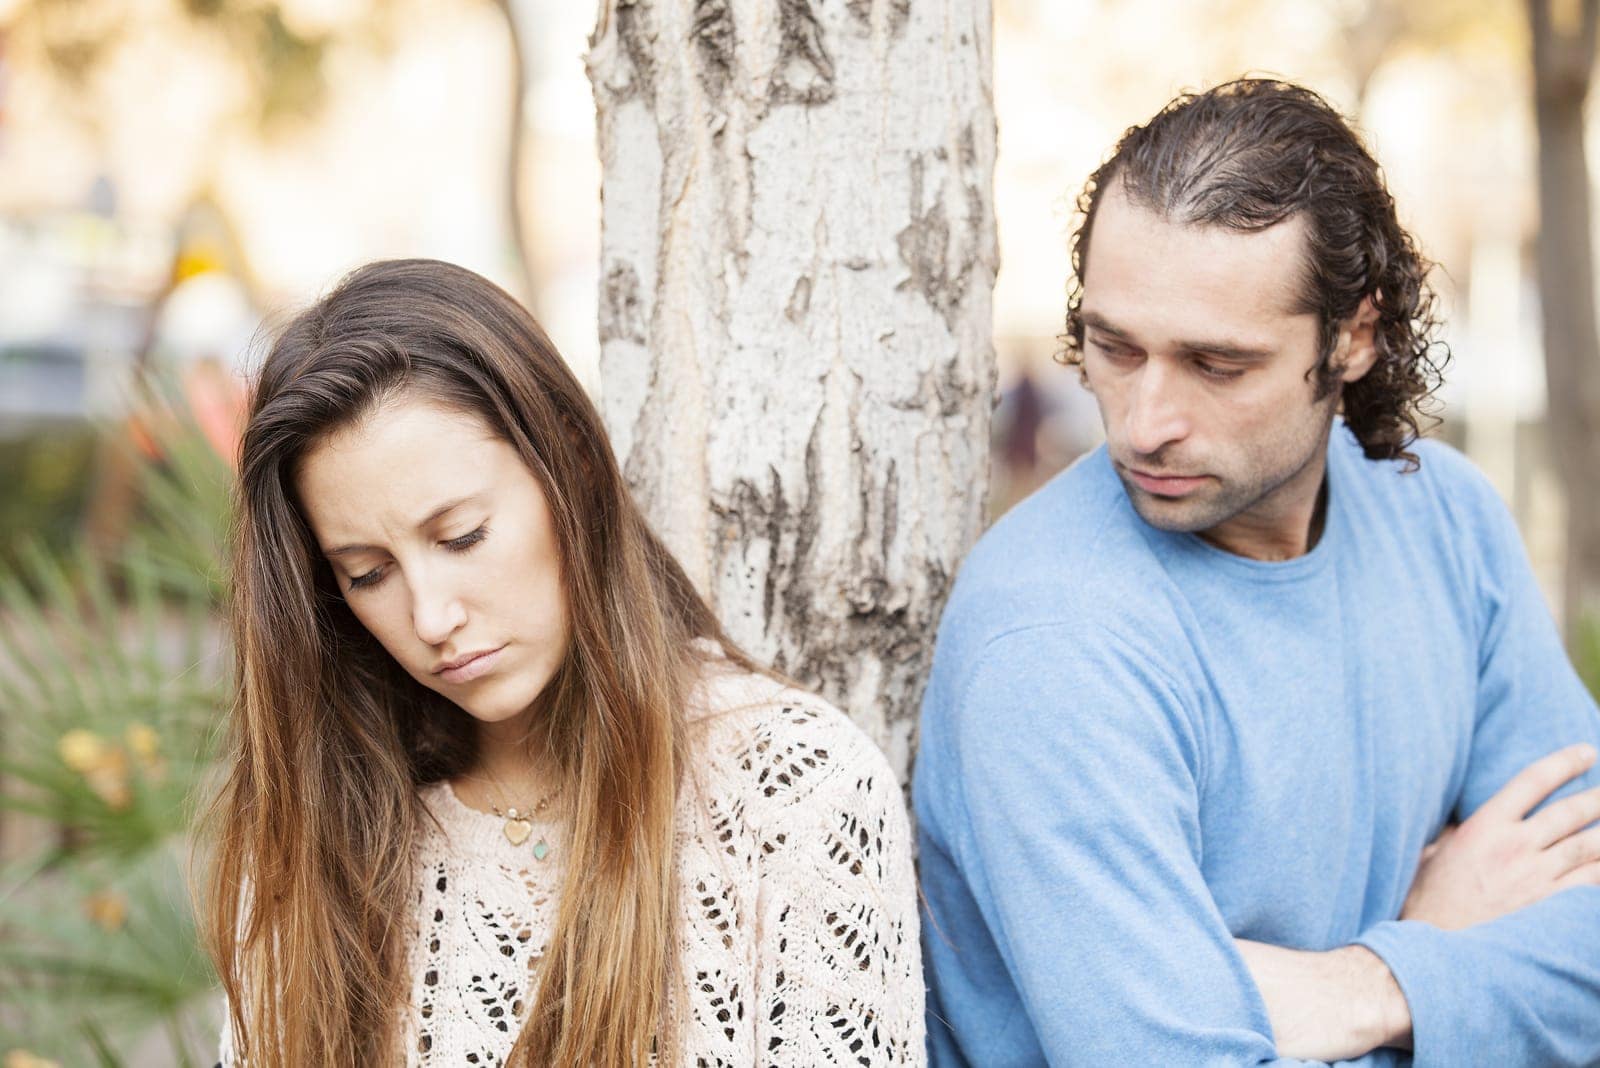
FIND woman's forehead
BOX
[295,398,510,544]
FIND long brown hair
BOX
[201,258,754,1065]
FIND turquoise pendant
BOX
[532,839,550,861]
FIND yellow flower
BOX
[5,1050,63,1068]
[125,723,160,762]
[84,748,133,810]
[57,729,106,773]
[58,730,135,808]
[83,890,129,932]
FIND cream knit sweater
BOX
[221,656,924,1066]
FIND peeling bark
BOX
[614,1,659,104]
[589,0,997,780]
[784,274,812,322]
[692,0,736,101]
[600,261,647,343]
[847,0,912,37]
[769,0,836,107]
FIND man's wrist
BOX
[1338,945,1413,1052]
[1237,939,1414,1061]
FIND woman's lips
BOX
[437,645,506,684]
[1127,469,1210,497]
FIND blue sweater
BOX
[915,429,1600,1067]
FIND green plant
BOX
[0,425,99,574]
[1576,614,1600,703]
[0,385,234,1067]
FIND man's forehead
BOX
[1084,183,1312,321]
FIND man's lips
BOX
[1125,468,1210,497]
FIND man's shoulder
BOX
[1336,426,1490,496]
[1334,428,1510,542]
[934,448,1193,690]
[956,446,1161,610]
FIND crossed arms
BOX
[917,617,1600,1067]
[1239,741,1600,1062]
[918,463,1600,1067]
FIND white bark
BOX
[588,0,996,780]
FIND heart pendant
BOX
[503,818,533,846]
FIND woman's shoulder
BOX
[683,646,900,818]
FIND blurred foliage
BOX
[0,429,98,575]
[18,0,333,133]
[1577,616,1600,703]
[0,379,233,1066]
[9,0,419,141]
[191,2,331,131]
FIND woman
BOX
[200,259,922,1066]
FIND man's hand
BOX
[1239,744,1600,1061]
[1235,941,1411,1062]
[1401,743,1600,930]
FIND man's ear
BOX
[1333,295,1380,383]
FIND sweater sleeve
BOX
[749,703,926,1067]
[917,624,1328,1066]
[1353,480,1600,1068]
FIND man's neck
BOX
[1197,436,1333,562]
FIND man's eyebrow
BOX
[325,494,486,557]
[1082,310,1273,361]
[1081,311,1133,340]
[1179,338,1275,361]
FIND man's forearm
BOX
[1235,939,1413,1062]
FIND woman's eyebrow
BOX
[326,493,486,557]
[415,493,486,529]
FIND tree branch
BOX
[1530,0,1552,72]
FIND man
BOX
[915,79,1600,1067]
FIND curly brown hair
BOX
[1060,78,1448,468]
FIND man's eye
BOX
[1195,360,1245,381]
[1091,339,1135,359]
[444,525,488,552]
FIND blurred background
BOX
[0,0,1595,1063]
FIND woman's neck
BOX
[460,717,558,805]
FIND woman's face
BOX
[294,391,571,735]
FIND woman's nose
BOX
[411,572,468,645]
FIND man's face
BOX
[1078,182,1372,559]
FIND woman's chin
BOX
[458,699,536,727]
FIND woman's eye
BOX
[343,526,486,593]
[444,525,488,552]
[348,568,384,591]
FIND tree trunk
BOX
[1529,0,1600,637]
[588,0,997,779]
[494,0,540,309]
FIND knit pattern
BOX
[221,659,923,1066]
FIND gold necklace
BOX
[465,770,556,860]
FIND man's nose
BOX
[1124,359,1191,456]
